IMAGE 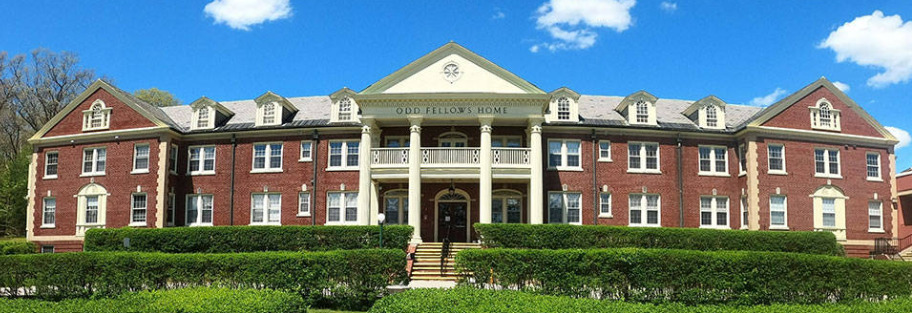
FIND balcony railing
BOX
[371,147,531,168]
[372,148,410,168]
[76,224,104,237]
[423,148,480,167]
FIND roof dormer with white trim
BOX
[82,99,111,131]
[189,96,235,131]
[683,95,726,130]
[254,91,298,127]
[810,97,841,131]
[330,87,360,123]
[616,90,658,126]
[546,87,580,123]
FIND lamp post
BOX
[378,213,386,248]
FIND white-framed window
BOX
[42,198,56,227]
[866,152,881,181]
[300,141,313,161]
[131,193,147,226]
[76,184,107,228]
[327,191,358,225]
[599,192,612,218]
[132,144,150,173]
[384,190,409,224]
[167,193,175,226]
[698,146,728,175]
[700,196,729,229]
[810,99,841,131]
[298,192,311,217]
[438,132,468,147]
[40,245,54,254]
[44,151,58,179]
[634,101,650,124]
[196,107,211,129]
[547,139,581,170]
[82,147,106,176]
[85,195,100,224]
[188,146,216,175]
[769,195,787,229]
[814,148,840,178]
[338,97,352,121]
[251,193,281,225]
[740,197,748,229]
[262,102,277,125]
[557,97,570,120]
[548,192,582,225]
[629,194,661,227]
[869,201,883,232]
[328,140,359,170]
[186,194,214,226]
[385,136,410,148]
[492,190,522,223]
[628,142,660,173]
[169,144,178,174]
[598,140,612,162]
[738,144,746,176]
[821,197,836,227]
[492,136,522,148]
[705,106,719,128]
[252,143,283,172]
[767,144,785,174]
[82,100,111,131]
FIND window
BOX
[548,192,581,224]
[186,194,214,226]
[262,102,277,125]
[740,197,748,229]
[328,141,359,169]
[40,245,54,253]
[598,141,611,161]
[634,101,649,124]
[42,198,56,227]
[492,191,521,223]
[300,141,313,161]
[814,148,840,177]
[698,146,728,175]
[770,195,787,229]
[700,196,729,228]
[167,193,175,226]
[705,106,718,128]
[76,184,106,229]
[767,144,785,173]
[557,97,570,120]
[547,139,581,169]
[385,137,410,148]
[82,100,110,131]
[298,192,311,217]
[251,193,281,225]
[82,147,106,176]
[438,132,467,147]
[738,144,746,175]
[85,195,99,224]
[810,99,841,131]
[384,191,408,225]
[338,97,352,121]
[169,144,178,174]
[629,194,660,227]
[133,144,150,173]
[599,193,612,217]
[44,152,58,179]
[188,146,216,175]
[869,201,883,231]
[819,103,832,128]
[821,198,836,227]
[327,191,358,224]
[492,136,522,148]
[196,107,210,129]
[252,143,283,172]
[628,142,659,173]
[131,194,147,226]
[866,152,881,180]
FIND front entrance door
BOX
[437,201,468,242]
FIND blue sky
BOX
[2,1,911,170]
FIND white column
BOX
[479,117,494,224]
[529,119,544,224]
[408,117,423,243]
[357,124,373,225]
[369,180,380,225]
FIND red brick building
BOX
[26,43,899,256]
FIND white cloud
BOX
[492,9,506,20]
[819,11,912,88]
[532,0,636,51]
[530,45,541,53]
[832,81,850,93]
[204,0,292,31]
[748,88,787,107]
[659,2,677,13]
[886,126,912,149]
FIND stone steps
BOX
[410,242,481,282]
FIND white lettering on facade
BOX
[394,106,507,116]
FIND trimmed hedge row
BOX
[0,238,35,255]
[474,224,843,256]
[0,249,405,310]
[456,248,912,305]
[0,288,304,313]
[369,288,912,313]
[84,225,413,253]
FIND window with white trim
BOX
[188,146,216,175]
[821,198,836,227]
[384,190,408,224]
[705,105,719,128]
[810,100,840,131]
[869,201,883,231]
[634,101,649,124]
[252,143,283,172]
[85,195,100,224]
[133,144,150,173]
[169,144,178,174]
[738,144,746,175]
[548,192,581,225]
[262,102,277,125]
[131,194,147,226]
[740,197,748,229]
[557,97,570,120]
[814,148,840,177]
[866,152,881,180]
[167,193,175,226]
[700,196,729,228]
[42,198,56,227]
[251,193,281,225]
[338,97,352,121]
[385,136,410,148]
[767,144,785,173]
[328,140,359,169]
[44,152,58,179]
[196,107,211,129]
[629,194,660,227]
[300,141,313,161]
[548,139,581,169]
[770,195,787,229]
[298,192,311,217]
[598,141,611,161]
[186,194,213,226]
[492,136,522,148]
[628,142,659,172]
[82,100,111,131]
[327,191,358,224]
[492,191,522,223]
[82,147,106,176]
[40,245,54,254]
[599,192,612,217]
[698,146,728,175]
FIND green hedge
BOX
[369,288,912,313]
[456,248,912,305]
[474,224,843,256]
[0,238,35,255]
[0,288,304,313]
[84,225,413,253]
[0,249,405,311]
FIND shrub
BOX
[456,248,912,305]
[369,288,912,313]
[84,225,413,253]
[0,249,405,310]
[0,288,304,313]
[0,238,35,255]
[474,224,843,256]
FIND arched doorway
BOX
[434,189,471,242]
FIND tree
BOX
[0,145,31,236]
[134,87,180,107]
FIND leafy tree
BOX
[0,145,31,236]
[134,87,180,107]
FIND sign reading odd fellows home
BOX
[396,105,510,116]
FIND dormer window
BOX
[819,103,832,128]
[810,98,840,131]
[617,91,658,126]
[189,97,233,131]
[262,102,277,125]
[685,96,726,129]
[547,88,580,123]
[82,100,111,131]
[338,97,352,121]
[557,97,570,120]
[196,107,211,129]
[254,92,296,127]
[635,101,649,124]
[705,106,718,128]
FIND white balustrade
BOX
[492,148,531,167]
[76,224,105,237]
[371,148,409,168]
[371,147,531,168]
[422,148,480,166]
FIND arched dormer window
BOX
[635,101,650,124]
[262,102,277,125]
[557,97,570,120]
[338,97,352,121]
[705,105,718,128]
[82,100,111,131]
[810,98,840,131]
[819,103,832,128]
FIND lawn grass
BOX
[310,310,365,313]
